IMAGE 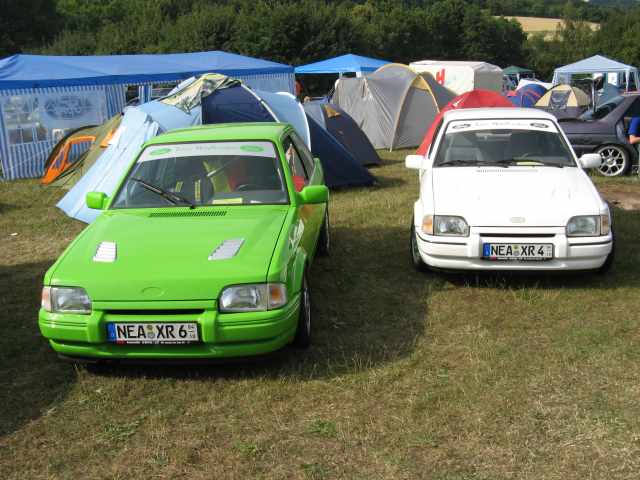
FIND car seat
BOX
[444,132,485,163]
[173,158,214,204]
[504,131,544,159]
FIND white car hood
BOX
[431,167,601,227]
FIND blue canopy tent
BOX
[0,51,294,180]
[295,54,389,76]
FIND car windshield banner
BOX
[139,141,277,162]
[446,119,558,134]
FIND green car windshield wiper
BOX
[130,177,196,209]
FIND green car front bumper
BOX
[38,296,300,360]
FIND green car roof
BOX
[145,122,291,146]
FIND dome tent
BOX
[535,84,590,119]
[416,89,513,156]
[333,63,454,150]
[303,100,380,166]
[508,83,547,107]
[202,85,375,188]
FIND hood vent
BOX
[93,241,117,263]
[208,238,244,261]
[149,210,227,218]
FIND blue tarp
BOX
[0,51,293,89]
[295,54,389,75]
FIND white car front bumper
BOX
[414,226,613,271]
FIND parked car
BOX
[39,123,330,362]
[559,92,640,176]
[406,108,614,273]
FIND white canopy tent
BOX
[409,60,503,95]
[552,55,639,91]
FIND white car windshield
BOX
[434,120,576,168]
[111,141,288,209]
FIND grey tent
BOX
[333,63,454,150]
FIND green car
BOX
[39,123,330,362]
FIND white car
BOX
[406,108,614,272]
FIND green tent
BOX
[503,65,534,76]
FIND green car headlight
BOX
[433,215,470,237]
[219,283,287,313]
[566,215,603,237]
[42,286,92,314]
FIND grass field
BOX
[1,153,640,479]
[501,16,599,39]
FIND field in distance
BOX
[500,16,599,39]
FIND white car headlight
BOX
[428,215,469,237]
[219,283,287,313]
[566,215,605,237]
[41,286,92,314]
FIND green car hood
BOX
[48,206,289,301]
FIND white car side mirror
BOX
[578,153,602,170]
[405,154,424,170]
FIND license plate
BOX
[482,243,553,261]
[106,322,199,344]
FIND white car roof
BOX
[442,107,558,122]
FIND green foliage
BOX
[5,0,639,88]
[0,0,60,57]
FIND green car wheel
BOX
[293,273,312,348]
[317,209,330,256]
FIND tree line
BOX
[1,0,639,85]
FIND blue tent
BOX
[295,54,389,75]
[304,100,380,166]
[0,51,294,180]
[202,84,375,188]
[509,83,547,107]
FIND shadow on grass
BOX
[0,201,18,214]
[84,225,442,382]
[371,174,407,189]
[0,261,76,437]
[441,208,640,290]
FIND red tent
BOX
[416,89,513,155]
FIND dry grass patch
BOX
[1,154,640,479]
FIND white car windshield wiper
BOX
[131,177,196,208]
[506,158,565,168]
[437,160,490,167]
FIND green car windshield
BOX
[111,141,289,208]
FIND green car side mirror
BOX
[86,191,109,210]
[297,185,329,204]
